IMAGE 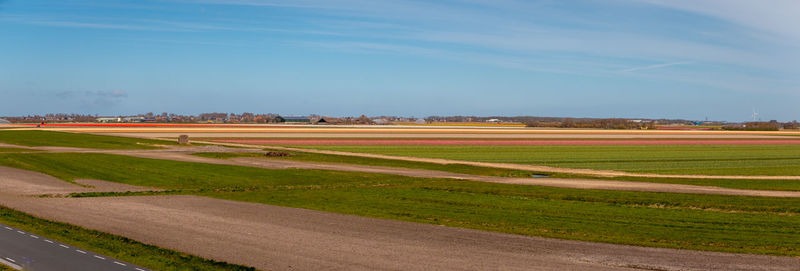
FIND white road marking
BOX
[136,268,146,271]
[44,239,54,243]
[113,261,126,266]
[29,234,39,239]
[4,258,15,263]
[59,244,69,248]
[3,226,11,230]
[0,258,21,270]
[76,250,87,254]
[16,230,25,234]
[94,255,106,260]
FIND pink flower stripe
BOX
[217,140,800,145]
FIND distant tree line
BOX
[524,118,657,129]
[722,120,799,131]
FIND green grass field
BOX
[0,206,253,271]
[0,130,174,149]
[2,152,800,256]
[294,144,800,176]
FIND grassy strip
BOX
[0,130,175,149]
[193,151,539,178]
[193,151,800,191]
[0,205,254,270]
[293,144,800,176]
[2,153,800,256]
[0,148,40,153]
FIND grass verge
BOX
[0,130,175,149]
[0,205,254,270]
[2,152,800,256]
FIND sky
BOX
[1,0,798,121]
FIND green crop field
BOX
[0,130,174,149]
[294,144,800,176]
[2,152,800,256]
[0,206,253,271]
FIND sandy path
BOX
[1,194,798,271]
[0,166,160,196]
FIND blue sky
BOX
[1,0,798,121]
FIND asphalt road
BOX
[0,223,147,271]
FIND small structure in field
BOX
[264,151,291,157]
[177,135,190,145]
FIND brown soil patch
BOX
[0,166,161,197]
[1,195,797,271]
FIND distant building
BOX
[0,118,10,124]
[278,116,311,124]
[124,116,145,123]
[414,118,426,124]
[486,119,501,123]
[96,117,122,123]
[314,117,328,124]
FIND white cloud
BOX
[637,0,800,43]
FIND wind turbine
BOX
[752,109,759,122]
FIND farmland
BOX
[263,143,800,176]
[2,152,800,256]
[0,130,175,149]
[2,126,800,270]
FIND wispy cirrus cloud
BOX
[620,62,693,73]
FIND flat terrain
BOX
[266,144,800,176]
[0,130,173,149]
[3,127,800,270]
[1,166,798,271]
[2,152,800,257]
